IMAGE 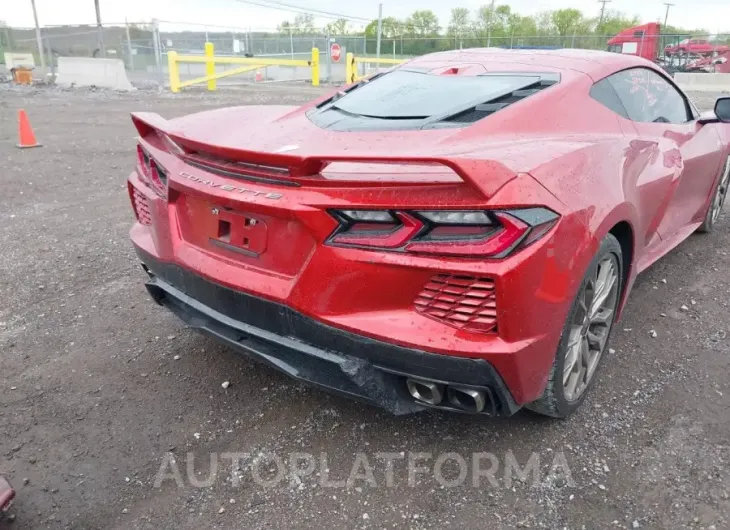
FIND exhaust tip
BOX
[406,379,444,405]
[144,283,167,306]
[447,386,487,413]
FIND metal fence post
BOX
[152,19,162,86]
[94,0,105,57]
[45,34,55,81]
[30,0,46,67]
[125,19,135,70]
[205,42,216,91]
[376,3,382,59]
[326,35,332,84]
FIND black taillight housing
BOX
[136,144,168,198]
[327,208,558,258]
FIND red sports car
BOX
[665,38,729,57]
[128,50,730,418]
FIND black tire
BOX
[697,157,730,233]
[526,234,623,418]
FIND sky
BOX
[5,0,730,33]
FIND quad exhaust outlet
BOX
[406,378,490,414]
[406,379,443,405]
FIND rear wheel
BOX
[527,234,622,418]
[697,158,730,233]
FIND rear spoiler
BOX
[131,112,516,197]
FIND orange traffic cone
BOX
[17,109,41,149]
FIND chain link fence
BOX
[2,21,729,86]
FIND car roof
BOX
[406,48,654,80]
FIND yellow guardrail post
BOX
[169,49,316,91]
[311,47,320,87]
[345,52,354,84]
[347,55,405,83]
[168,50,180,93]
[204,42,216,91]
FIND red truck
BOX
[608,23,729,62]
[607,22,661,62]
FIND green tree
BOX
[551,8,585,37]
[663,23,709,37]
[534,11,556,35]
[476,4,496,38]
[406,10,439,37]
[292,14,316,35]
[506,14,537,37]
[324,18,349,36]
[364,17,403,38]
[447,8,471,38]
[596,10,640,35]
[0,20,8,53]
[475,4,517,41]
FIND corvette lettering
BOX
[179,171,283,200]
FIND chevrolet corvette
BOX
[127,49,730,417]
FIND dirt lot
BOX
[1,84,730,530]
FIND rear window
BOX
[333,70,543,119]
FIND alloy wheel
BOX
[562,256,620,402]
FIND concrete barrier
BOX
[675,72,730,93]
[56,57,135,91]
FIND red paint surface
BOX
[128,50,730,404]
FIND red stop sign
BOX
[330,43,342,62]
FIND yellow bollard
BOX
[167,50,180,93]
[311,47,320,87]
[345,52,354,84]
[205,42,216,91]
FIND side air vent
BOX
[129,184,153,226]
[414,274,497,334]
[442,78,558,124]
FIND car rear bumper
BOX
[137,249,521,416]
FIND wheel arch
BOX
[607,220,634,316]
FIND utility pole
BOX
[30,0,46,67]
[663,2,674,28]
[486,0,495,47]
[124,18,134,69]
[375,3,383,60]
[94,0,105,57]
[597,0,612,30]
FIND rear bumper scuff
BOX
[137,248,520,416]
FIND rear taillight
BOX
[149,159,168,194]
[327,208,558,258]
[328,210,423,249]
[136,144,168,198]
[137,144,151,177]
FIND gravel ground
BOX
[1,84,729,530]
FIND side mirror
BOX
[716,97,730,123]
[698,97,730,125]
